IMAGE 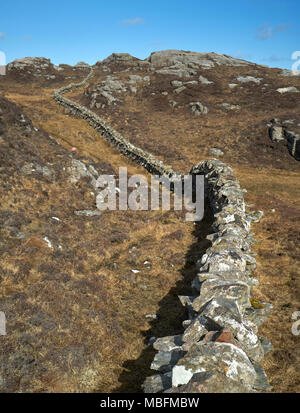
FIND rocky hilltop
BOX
[146,49,253,68]
[0,50,299,393]
[74,50,300,166]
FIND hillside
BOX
[0,50,299,393]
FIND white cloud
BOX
[255,22,291,40]
[120,17,145,26]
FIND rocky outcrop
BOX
[268,118,300,161]
[221,102,241,111]
[143,160,272,393]
[198,75,214,85]
[269,119,285,142]
[53,68,272,394]
[155,66,197,78]
[8,57,51,70]
[86,74,150,108]
[96,53,150,71]
[7,57,59,80]
[276,86,299,94]
[88,76,126,108]
[189,102,208,115]
[144,50,253,79]
[285,129,300,161]
[279,69,300,77]
[74,61,90,67]
[146,50,252,69]
[236,75,262,84]
[209,148,224,157]
[101,53,141,65]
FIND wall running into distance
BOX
[54,67,272,393]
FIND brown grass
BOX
[233,166,300,392]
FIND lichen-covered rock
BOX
[142,372,172,393]
[252,361,271,391]
[221,102,241,111]
[21,162,52,179]
[189,102,208,115]
[193,279,250,310]
[279,69,300,76]
[172,342,257,388]
[7,57,61,81]
[75,61,89,67]
[182,316,210,343]
[285,130,300,161]
[89,76,126,107]
[209,147,224,157]
[165,371,254,393]
[178,295,197,319]
[146,50,252,69]
[276,86,299,94]
[267,119,300,161]
[153,335,184,352]
[236,75,262,84]
[73,210,101,217]
[192,270,258,290]
[67,159,98,187]
[269,119,285,142]
[170,80,183,87]
[246,210,264,223]
[151,350,186,372]
[196,297,264,362]
[174,86,186,94]
[100,53,147,68]
[244,302,273,328]
[258,336,273,355]
[199,75,214,85]
[8,57,52,72]
[156,67,197,78]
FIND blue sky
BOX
[0,0,299,69]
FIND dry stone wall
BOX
[53,67,181,180]
[143,160,272,393]
[53,68,272,393]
